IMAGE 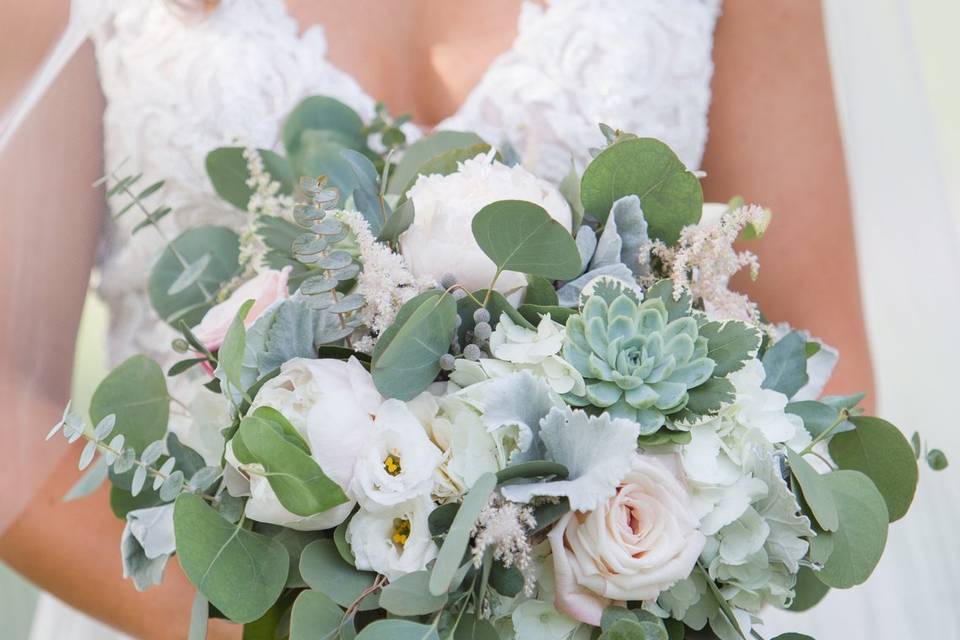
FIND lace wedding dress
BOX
[34,0,726,638]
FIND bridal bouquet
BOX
[50,96,946,640]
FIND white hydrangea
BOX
[450,314,585,395]
[660,359,814,631]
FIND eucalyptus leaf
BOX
[148,226,241,327]
[300,539,379,609]
[205,147,293,211]
[828,417,918,522]
[283,96,365,157]
[219,299,255,397]
[787,449,839,532]
[429,472,497,596]
[395,143,492,202]
[761,331,809,398]
[387,131,485,194]
[378,198,416,243]
[64,457,109,501]
[580,138,702,243]
[815,471,888,588]
[787,566,830,612]
[785,401,852,439]
[355,620,439,640]
[289,590,343,640]
[174,493,288,623]
[90,355,169,453]
[371,291,457,400]
[380,571,448,615]
[341,148,388,235]
[472,200,582,281]
[232,415,348,516]
[927,449,949,471]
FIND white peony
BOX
[347,496,437,580]
[399,151,572,296]
[451,314,586,395]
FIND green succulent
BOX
[562,293,716,433]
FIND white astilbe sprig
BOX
[650,204,766,323]
[471,494,537,597]
[238,144,295,272]
[339,210,435,353]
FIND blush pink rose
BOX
[547,453,705,626]
[192,266,291,350]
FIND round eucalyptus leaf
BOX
[355,620,440,640]
[828,416,918,521]
[90,355,169,453]
[282,96,365,156]
[395,143,492,202]
[174,493,288,623]
[289,590,343,640]
[787,449,838,532]
[379,571,448,616]
[771,635,815,640]
[788,566,830,612]
[580,138,702,243]
[471,200,582,281]
[299,539,378,609]
[816,470,888,588]
[148,226,241,328]
[387,130,486,195]
[205,147,293,210]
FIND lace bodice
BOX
[88,0,721,366]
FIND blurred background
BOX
[3,0,959,637]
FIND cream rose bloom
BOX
[192,266,291,349]
[399,151,572,295]
[548,453,705,626]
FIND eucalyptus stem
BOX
[800,409,849,456]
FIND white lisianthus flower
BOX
[400,151,572,296]
[347,496,437,580]
[348,399,443,511]
[451,314,586,395]
[548,453,705,626]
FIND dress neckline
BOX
[278,0,550,131]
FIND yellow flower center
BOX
[391,517,411,549]
[383,452,402,476]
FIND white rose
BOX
[347,496,437,580]
[400,151,572,296]
[548,453,705,626]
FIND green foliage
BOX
[341,148,389,236]
[355,620,439,640]
[471,200,582,281]
[785,401,851,438]
[429,473,497,596]
[188,592,209,640]
[219,299,255,397]
[599,618,667,640]
[771,635,815,640]
[927,448,949,470]
[283,96,366,156]
[761,331,809,398]
[255,216,311,288]
[396,143,493,203]
[387,130,486,195]
[642,280,692,323]
[698,320,762,377]
[787,449,839,532]
[377,198,415,243]
[205,147,293,210]
[174,494,288,623]
[300,540,379,610]
[524,276,560,306]
[232,415,349,516]
[148,225,242,327]
[495,460,569,484]
[828,417,918,522]
[379,571,448,615]
[371,291,457,400]
[580,138,702,243]
[815,471,888,588]
[289,590,343,640]
[788,566,830,612]
[517,304,575,326]
[563,293,717,433]
[457,288,534,345]
[90,355,168,453]
[558,160,585,228]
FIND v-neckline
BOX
[279,0,547,131]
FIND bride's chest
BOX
[91,0,720,212]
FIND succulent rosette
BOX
[48,95,938,640]
[562,290,716,433]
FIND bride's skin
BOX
[0,1,873,638]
